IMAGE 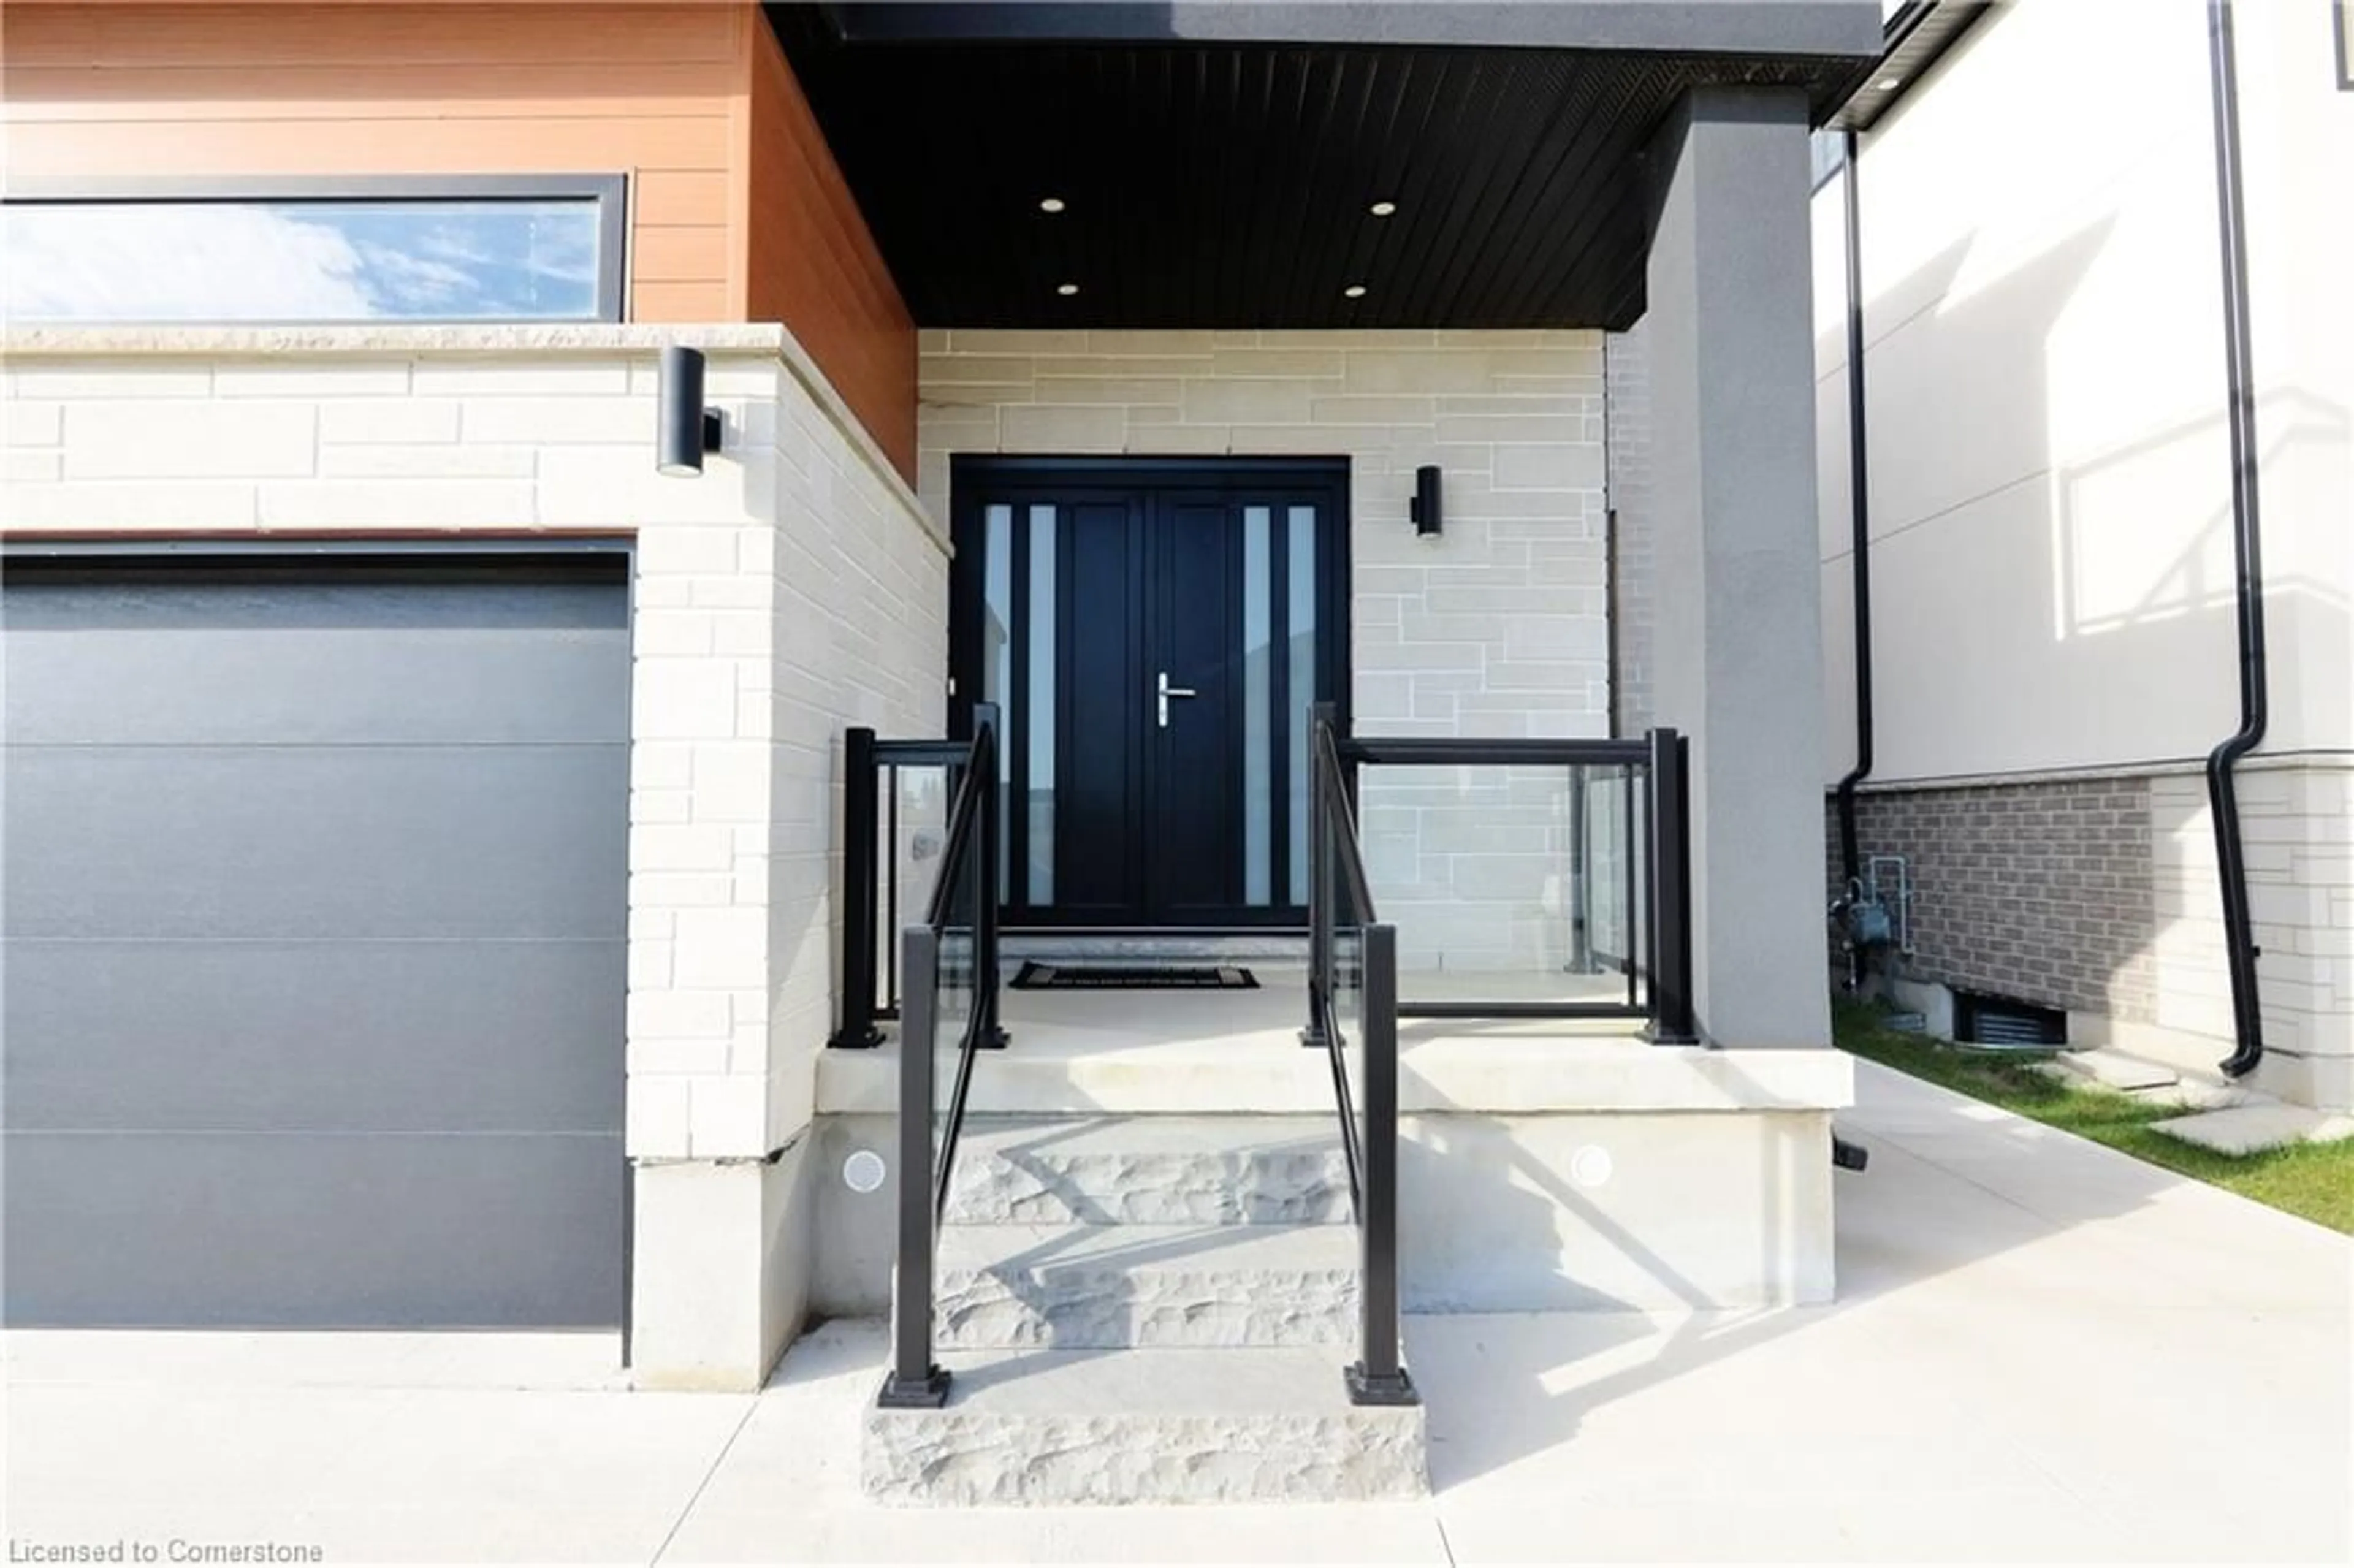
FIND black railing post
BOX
[973,707,1008,1050]
[1300,702,1338,1050]
[832,727,883,1049]
[1644,728,1699,1045]
[1567,764,1594,974]
[1346,921,1417,1407]
[877,927,949,1409]
[1622,761,1640,1010]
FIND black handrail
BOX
[1341,735,1652,766]
[1306,717,1366,1221]
[877,709,1002,1412]
[1305,703,1415,1409]
[929,720,1002,1227]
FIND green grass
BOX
[1834,1000,2354,1235]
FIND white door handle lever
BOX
[1157,670,1197,728]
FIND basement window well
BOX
[1953,991,2068,1049]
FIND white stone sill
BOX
[1832,748,2354,795]
[817,1038,1853,1117]
[0,322,942,555]
[1,323,793,359]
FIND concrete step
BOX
[941,1115,1352,1226]
[2150,1102,2354,1155]
[2054,1047,2181,1092]
[935,1221,1358,1350]
[863,1345,1425,1506]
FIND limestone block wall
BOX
[1,322,949,1382]
[916,329,1612,972]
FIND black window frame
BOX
[1,173,630,325]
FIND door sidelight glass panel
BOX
[1243,506,1273,907]
[983,504,1013,904]
[1026,505,1057,907]
[1287,504,1318,906]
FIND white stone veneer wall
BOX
[1,325,948,1384]
[917,329,1610,972]
[2147,759,2354,1112]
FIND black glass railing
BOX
[876,708,1002,1410]
[1319,719,1695,1042]
[1304,706,1415,1407]
[1300,706,1697,1402]
[832,727,980,1050]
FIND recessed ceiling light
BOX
[1039,197,1067,213]
[1056,283,1080,296]
[1369,200,1398,217]
[1875,75,1902,90]
[1343,284,1368,299]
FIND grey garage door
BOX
[2,554,630,1328]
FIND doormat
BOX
[1011,962,1259,991]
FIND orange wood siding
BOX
[1,2,915,479]
[742,12,916,478]
[1,2,742,323]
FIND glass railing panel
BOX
[931,921,975,1172]
[1356,759,1648,1013]
[927,791,981,1171]
[882,763,951,1018]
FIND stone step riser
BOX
[941,1151,1353,1227]
[865,1407,1427,1506]
[937,1264,1359,1350]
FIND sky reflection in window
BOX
[4,200,606,323]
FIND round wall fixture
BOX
[1343,284,1368,299]
[1057,282,1080,296]
[843,1149,887,1193]
[1369,200,1398,216]
[1570,1146,1614,1188]
[1039,196,1067,213]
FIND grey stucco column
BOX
[1641,86,1832,1049]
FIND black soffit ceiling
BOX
[768,7,1875,330]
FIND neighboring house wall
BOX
[1,1,920,480]
[917,329,1612,973]
[1821,774,2160,1023]
[1818,0,2353,1108]
[0,324,949,1383]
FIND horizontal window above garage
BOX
[2,174,626,326]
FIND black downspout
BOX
[2201,0,2268,1079]
[1832,127,1874,892]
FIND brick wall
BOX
[916,328,1610,972]
[1826,762,2352,1109]
[1823,776,2160,1021]
[1,327,948,1159]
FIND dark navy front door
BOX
[951,459,1349,929]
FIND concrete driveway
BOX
[7,1060,2348,1564]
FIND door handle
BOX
[1156,670,1197,728]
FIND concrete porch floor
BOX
[7,1060,2348,1564]
[818,964,1849,1116]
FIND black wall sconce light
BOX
[656,345,724,478]
[1410,464,1442,538]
